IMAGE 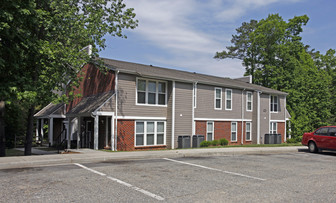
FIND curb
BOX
[0,146,306,170]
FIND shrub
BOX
[200,140,211,147]
[219,138,229,146]
[286,138,297,143]
[211,140,219,146]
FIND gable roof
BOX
[100,58,287,96]
[34,103,65,118]
[66,91,114,117]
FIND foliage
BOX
[219,138,229,146]
[211,140,219,146]
[0,0,138,155]
[215,14,336,139]
[200,140,211,147]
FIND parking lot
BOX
[1,151,335,202]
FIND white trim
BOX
[231,122,237,142]
[115,70,119,151]
[192,82,196,135]
[118,116,166,120]
[257,91,261,144]
[94,111,115,116]
[214,87,222,110]
[49,115,66,118]
[270,120,286,122]
[241,90,244,145]
[193,82,197,108]
[111,114,115,151]
[225,88,232,110]
[270,122,277,134]
[136,78,168,106]
[172,81,175,149]
[284,97,287,142]
[94,115,99,150]
[246,91,253,112]
[246,122,252,141]
[194,118,252,122]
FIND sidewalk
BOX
[0,146,306,170]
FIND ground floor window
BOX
[207,121,214,141]
[270,122,277,134]
[231,122,237,141]
[135,121,166,146]
[246,122,251,141]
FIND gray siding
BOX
[166,81,173,148]
[116,73,168,118]
[252,91,258,144]
[174,82,193,146]
[195,84,242,119]
[260,94,270,144]
[270,95,286,121]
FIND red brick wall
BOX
[67,63,115,112]
[195,121,253,146]
[277,122,285,143]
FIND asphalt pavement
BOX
[0,146,306,170]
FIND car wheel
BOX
[308,141,318,153]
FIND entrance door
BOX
[81,120,93,148]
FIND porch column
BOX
[105,117,108,148]
[67,118,71,149]
[77,117,81,149]
[49,118,54,146]
[35,119,39,142]
[94,115,99,150]
[111,115,115,151]
[41,118,44,144]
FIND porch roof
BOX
[34,103,65,118]
[66,91,114,117]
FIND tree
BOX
[215,14,334,138]
[0,0,138,155]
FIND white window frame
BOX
[225,89,232,110]
[246,122,252,141]
[135,121,166,146]
[136,78,168,106]
[231,122,237,142]
[207,121,214,141]
[270,122,277,134]
[270,95,278,113]
[246,91,253,112]
[214,87,222,110]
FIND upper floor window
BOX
[225,89,232,110]
[137,79,167,105]
[270,95,278,112]
[215,88,222,110]
[246,92,252,111]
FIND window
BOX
[231,122,237,141]
[246,122,252,141]
[226,89,232,110]
[207,121,214,141]
[135,121,166,146]
[215,88,222,110]
[137,79,167,105]
[246,92,252,111]
[314,127,328,136]
[270,95,278,112]
[270,122,277,134]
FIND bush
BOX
[286,138,297,143]
[211,140,219,146]
[200,140,211,147]
[219,138,228,146]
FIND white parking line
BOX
[163,158,266,181]
[74,163,164,201]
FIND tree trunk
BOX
[0,101,6,157]
[24,105,35,156]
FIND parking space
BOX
[1,151,336,202]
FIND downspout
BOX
[192,81,198,136]
[257,91,262,144]
[241,89,245,145]
[171,81,175,149]
[284,96,287,142]
[115,70,119,151]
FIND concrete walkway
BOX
[14,147,59,155]
[0,146,306,170]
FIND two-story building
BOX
[34,58,290,151]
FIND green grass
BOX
[5,148,25,156]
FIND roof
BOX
[66,91,114,116]
[34,103,65,118]
[100,58,288,96]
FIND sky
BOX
[99,0,336,78]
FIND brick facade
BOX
[195,121,253,145]
[277,122,285,143]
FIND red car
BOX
[302,126,336,153]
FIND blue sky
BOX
[100,0,336,78]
